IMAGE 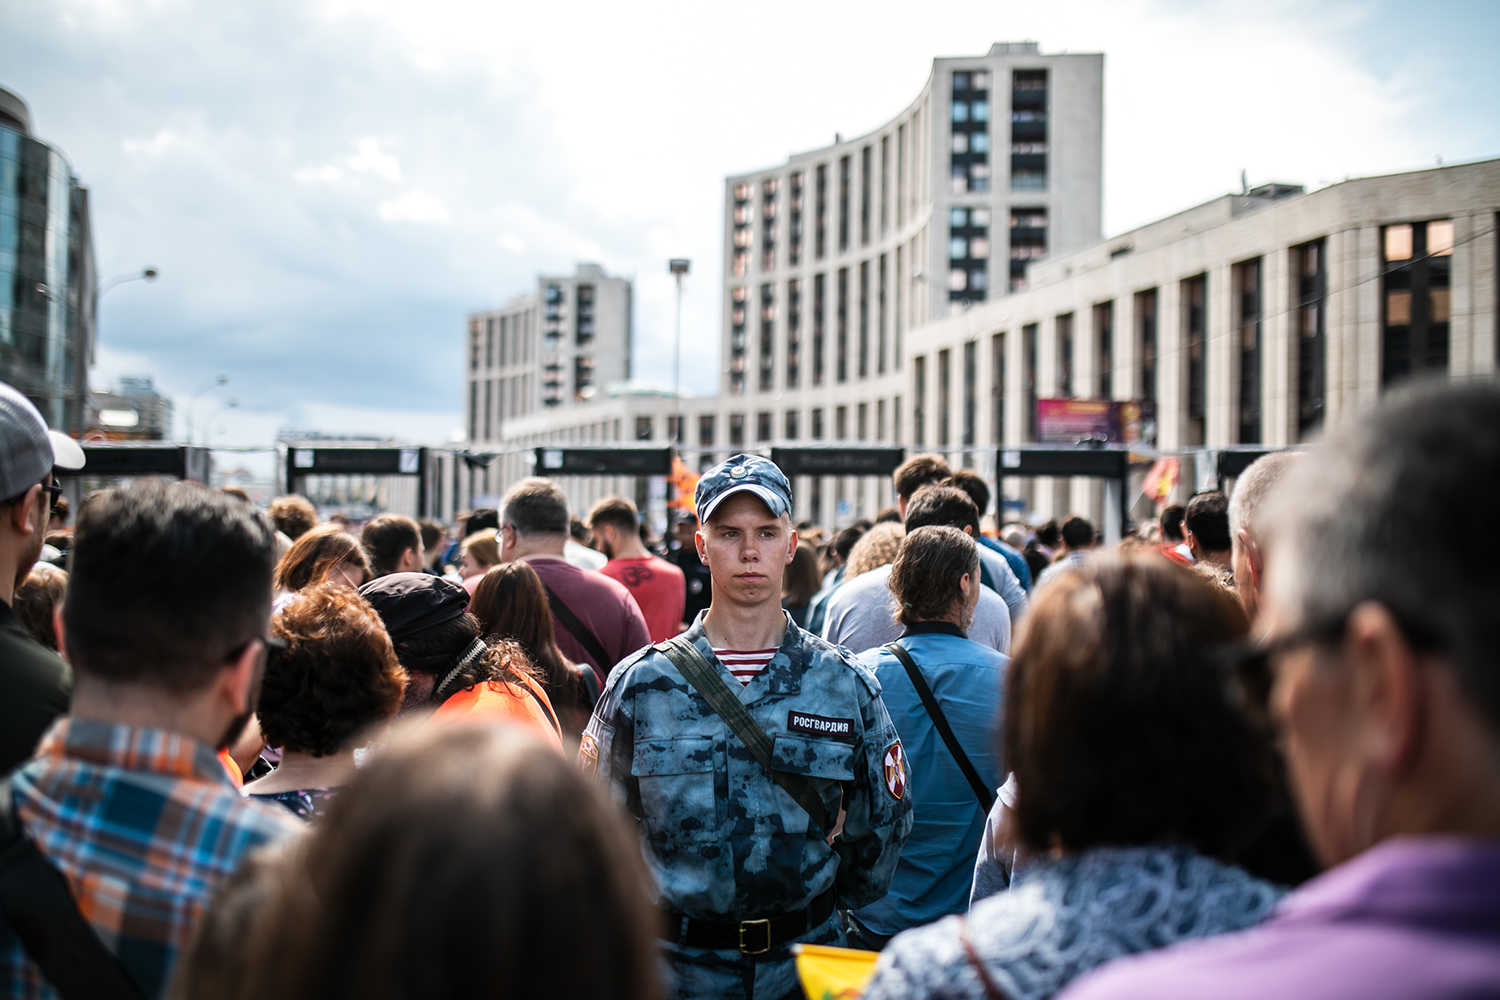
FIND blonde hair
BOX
[845,522,906,579]
[462,528,500,569]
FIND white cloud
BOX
[496,233,525,252]
[295,136,402,186]
[377,189,450,224]
[121,129,179,156]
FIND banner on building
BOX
[1036,399,1156,446]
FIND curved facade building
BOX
[0,86,95,432]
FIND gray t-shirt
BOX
[821,564,1012,654]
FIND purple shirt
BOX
[1059,836,1500,1000]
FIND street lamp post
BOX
[668,259,690,447]
[46,266,159,437]
[186,373,229,446]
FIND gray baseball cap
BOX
[0,381,85,500]
[695,453,793,521]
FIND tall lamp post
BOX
[48,266,158,437]
[668,259,690,447]
[186,373,229,446]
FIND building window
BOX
[730,285,748,395]
[877,398,887,442]
[1184,274,1208,446]
[786,278,802,389]
[484,318,496,369]
[468,380,479,440]
[1381,220,1453,387]
[878,254,889,375]
[1135,289,1158,405]
[811,407,824,440]
[635,416,653,441]
[759,283,776,392]
[1294,241,1326,439]
[666,415,683,444]
[1010,69,1048,191]
[573,355,596,401]
[913,355,927,446]
[950,206,991,304]
[813,273,826,386]
[784,409,799,440]
[729,413,745,447]
[732,183,753,278]
[1023,323,1039,441]
[835,405,847,440]
[950,70,991,195]
[1009,207,1047,292]
[893,395,903,446]
[880,135,890,237]
[991,331,1006,444]
[857,401,868,440]
[858,260,870,379]
[938,349,952,447]
[575,284,594,346]
[1056,313,1075,398]
[860,145,872,247]
[789,172,804,267]
[838,155,851,253]
[698,414,716,447]
[1093,301,1113,400]
[1233,259,1262,443]
[836,268,849,383]
[896,123,907,229]
[469,321,482,372]
[815,164,827,260]
[757,411,773,443]
[809,477,823,526]
[760,177,778,272]
[962,340,978,447]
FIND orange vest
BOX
[217,748,244,787]
[431,675,565,753]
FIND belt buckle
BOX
[738,917,771,955]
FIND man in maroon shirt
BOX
[499,478,651,684]
[586,496,685,643]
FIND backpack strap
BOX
[0,776,147,1000]
[884,641,995,813]
[655,637,837,832]
[541,581,615,680]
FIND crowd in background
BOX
[1,376,1498,1000]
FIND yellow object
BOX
[793,943,880,1000]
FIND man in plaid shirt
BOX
[0,481,302,999]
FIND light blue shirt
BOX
[852,626,1007,935]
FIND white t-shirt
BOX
[820,563,1011,655]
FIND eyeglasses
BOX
[42,480,63,513]
[1214,612,1353,681]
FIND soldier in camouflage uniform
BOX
[581,454,912,1000]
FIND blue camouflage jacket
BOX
[581,611,913,921]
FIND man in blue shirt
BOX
[849,524,1007,947]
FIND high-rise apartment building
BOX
[0,86,97,433]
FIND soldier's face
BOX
[698,493,797,609]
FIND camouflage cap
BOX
[695,453,793,521]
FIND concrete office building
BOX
[0,86,97,435]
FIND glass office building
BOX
[0,86,95,432]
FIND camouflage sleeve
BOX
[832,668,914,909]
[578,653,640,818]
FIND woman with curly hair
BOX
[244,584,407,820]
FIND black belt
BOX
[661,887,837,955]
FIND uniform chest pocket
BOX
[771,734,856,782]
[632,736,722,846]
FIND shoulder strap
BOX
[0,777,148,1000]
[655,637,836,832]
[541,581,615,676]
[884,642,995,813]
[516,677,563,739]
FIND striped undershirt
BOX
[713,647,778,686]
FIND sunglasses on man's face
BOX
[42,480,63,513]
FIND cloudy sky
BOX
[3,0,1496,448]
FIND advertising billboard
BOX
[1035,399,1156,446]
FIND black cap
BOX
[359,573,468,642]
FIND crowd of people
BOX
[0,375,1497,1000]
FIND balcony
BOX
[1010,153,1047,174]
[1009,226,1048,245]
[1011,88,1046,110]
[1010,119,1047,140]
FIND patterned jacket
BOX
[581,611,912,920]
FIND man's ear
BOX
[786,528,799,563]
[1238,529,1265,588]
[695,527,708,563]
[1345,601,1428,775]
[6,484,41,537]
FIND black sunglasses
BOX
[42,480,63,513]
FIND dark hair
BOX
[269,495,318,541]
[1185,491,1231,552]
[502,478,570,536]
[1160,504,1186,543]
[241,724,660,1000]
[469,562,579,713]
[1005,554,1272,860]
[1036,519,1061,548]
[949,469,990,516]
[360,515,422,577]
[904,483,980,536]
[831,524,867,562]
[890,526,979,626]
[782,543,823,607]
[392,610,537,703]
[418,519,445,551]
[262,585,407,757]
[875,506,903,524]
[64,480,277,693]
[893,453,952,500]
[570,516,592,544]
[587,496,639,534]
[275,525,370,593]
[14,564,67,650]
[49,495,70,525]
[220,486,252,504]
[1061,515,1095,549]
[464,507,499,537]
[1267,380,1500,735]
